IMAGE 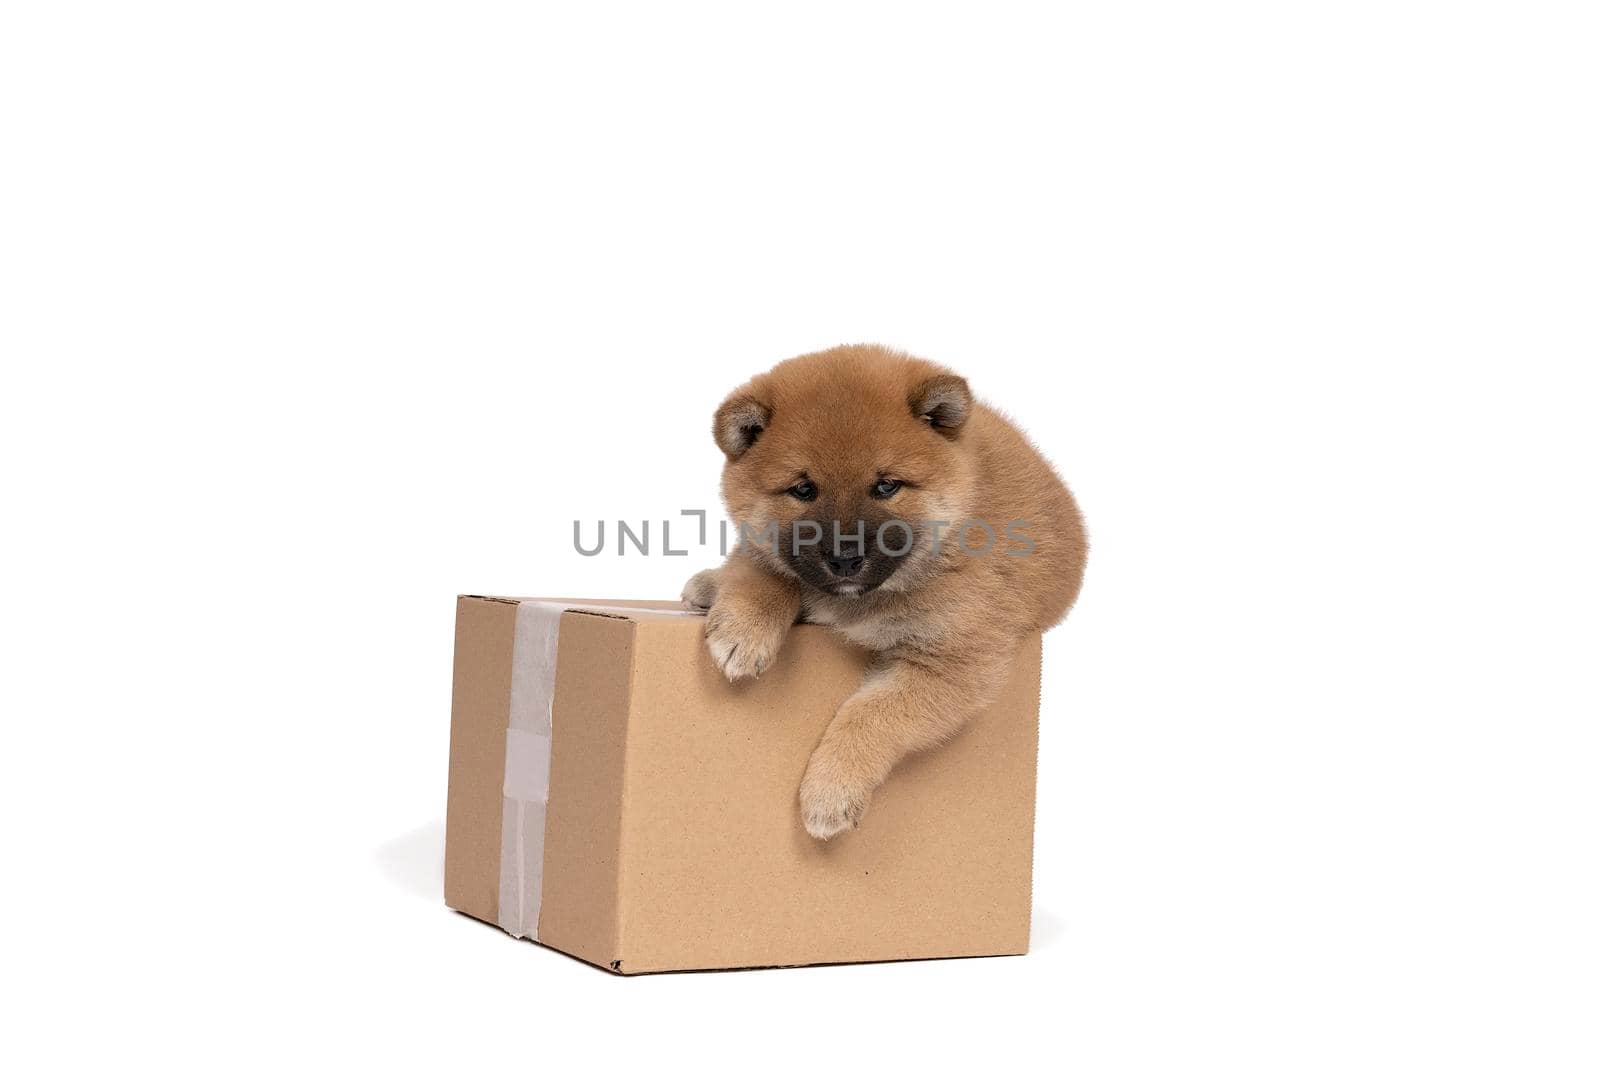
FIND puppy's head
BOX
[713,344,978,597]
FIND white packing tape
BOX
[497,600,563,939]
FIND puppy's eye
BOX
[871,478,902,499]
[788,480,818,502]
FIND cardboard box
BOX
[444,595,1042,974]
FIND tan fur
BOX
[683,344,1087,839]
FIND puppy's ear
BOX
[909,373,972,436]
[713,391,772,458]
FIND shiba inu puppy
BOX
[682,344,1087,839]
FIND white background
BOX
[2,2,1596,1063]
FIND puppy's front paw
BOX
[680,568,721,611]
[799,749,874,840]
[704,601,787,682]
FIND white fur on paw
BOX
[680,569,720,612]
[799,758,872,840]
[703,604,783,682]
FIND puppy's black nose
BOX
[824,554,865,578]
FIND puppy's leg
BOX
[799,647,1013,839]
[698,556,802,682]
[680,567,721,611]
